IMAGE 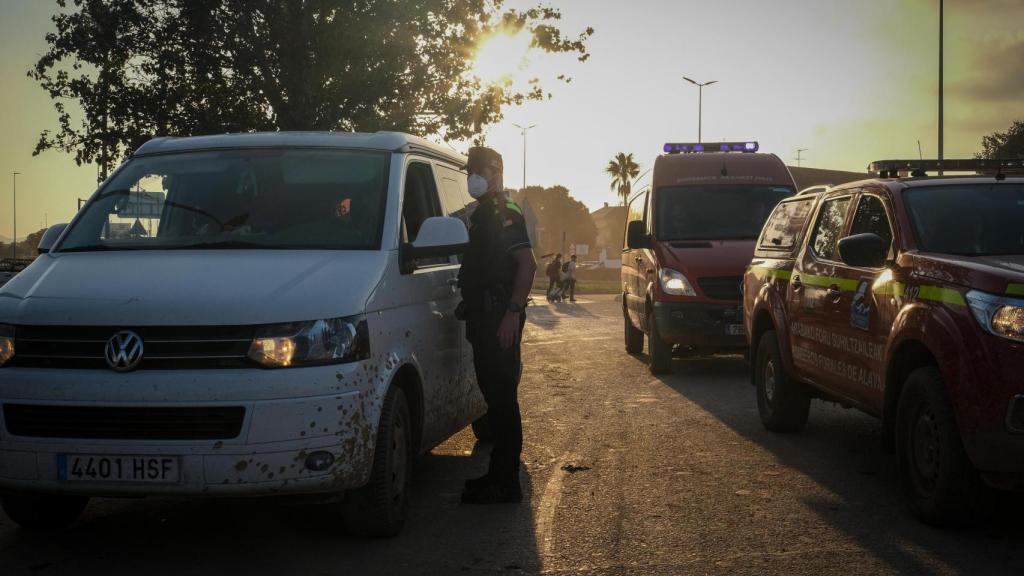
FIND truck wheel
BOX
[343,386,413,537]
[471,414,493,442]
[755,330,809,432]
[1,494,89,531]
[897,367,992,526]
[624,306,644,354]
[648,313,673,375]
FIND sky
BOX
[2,0,1023,240]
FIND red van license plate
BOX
[58,454,180,484]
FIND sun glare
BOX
[470,30,533,85]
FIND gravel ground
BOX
[2,294,1022,575]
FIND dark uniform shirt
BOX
[458,192,532,303]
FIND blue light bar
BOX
[663,141,759,154]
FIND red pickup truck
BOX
[743,159,1024,526]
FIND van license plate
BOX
[726,324,745,336]
[58,454,180,484]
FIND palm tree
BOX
[605,152,640,205]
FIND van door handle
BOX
[826,285,842,301]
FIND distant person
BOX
[566,254,578,302]
[546,254,563,302]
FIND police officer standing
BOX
[458,146,537,504]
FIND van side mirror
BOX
[400,216,469,274]
[626,220,650,250]
[37,223,69,254]
[838,233,888,268]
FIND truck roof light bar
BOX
[664,141,759,154]
[869,158,1024,179]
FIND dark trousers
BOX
[467,311,526,488]
[547,277,558,297]
[568,278,576,300]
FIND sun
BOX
[470,30,533,85]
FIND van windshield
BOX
[905,184,1024,256]
[56,148,389,252]
[655,185,794,241]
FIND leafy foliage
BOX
[977,119,1024,159]
[31,0,593,180]
[605,152,640,205]
[512,185,596,257]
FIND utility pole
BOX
[683,77,718,142]
[11,172,20,261]
[795,148,808,167]
[512,123,537,190]
[938,0,944,167]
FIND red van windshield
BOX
[655,185,793,241]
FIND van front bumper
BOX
[651,301,746,352]
[0,363,381,497]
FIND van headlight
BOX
[658,268,697,296]
[0,324,13,367]
[966,291,1024,343]
[248,316,369,368]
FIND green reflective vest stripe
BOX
[506,201,523,215]
[1008,284,1024,297]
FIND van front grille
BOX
[9,325,256,370]
[3,404,246,440]
[697,276,744,301]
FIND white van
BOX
[0,132,488,536]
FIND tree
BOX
[511,186,596,257]
[977,119,1024,160]
[605,152,640,205]
[31,0,593,180]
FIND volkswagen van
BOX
[0,131,487,536]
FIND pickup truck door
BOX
[826,192,897,413]
[788,194,855,395]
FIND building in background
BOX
[788,167,869,191]
[591,202,626,269]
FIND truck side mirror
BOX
[626,220,650,250]
[37,223,69,254]
[838,233,888,268]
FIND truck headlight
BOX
[967,291,1024,343]
[0,324,13,367]
[248,316,369,368]
[658,268,696,296]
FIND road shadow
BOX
[654,355,1024,574]
[0,435,541,576]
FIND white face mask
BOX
[467,174,489,199]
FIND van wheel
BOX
[471,415,493,442]
[1,494,89,531]
[624,306,644,354]
[755,330,809,432]
[648,313,672,375]
[343,386,413,537]
[897,367,992,526]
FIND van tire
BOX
[471,415,493,442]
[897,367,992,527]
[343,386,413,538]
[648,313,672,375]
[624,307,644,354]
[1,494,89,531]
[755,330,809,432]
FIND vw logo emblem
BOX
[105,330,144,372]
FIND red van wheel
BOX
[624,302,644,354]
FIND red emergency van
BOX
[622,142,797,373]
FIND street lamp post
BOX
[795,148,808,167]
[512,123,537,190]
[683,77,717,142]
[938,0,944,163]
[11,172,19,261]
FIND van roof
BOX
[652,152,793,188]
[133,131,467,166]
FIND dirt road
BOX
[2,294,1022,575]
